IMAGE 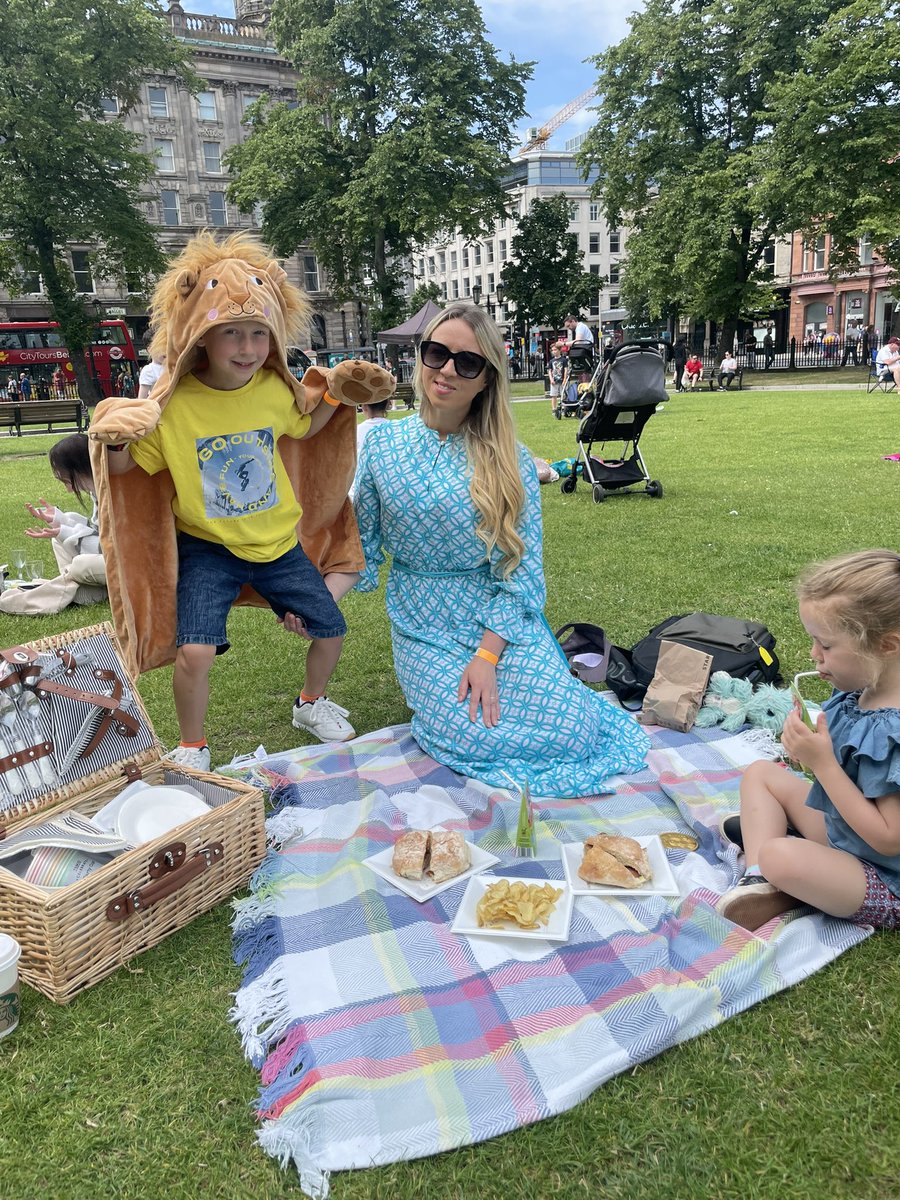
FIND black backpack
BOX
[556,613,781,707]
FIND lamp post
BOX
[83,295,104,398]
[471,283,482,307]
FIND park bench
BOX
[708,366,745,392]
[0,399,88,437]
[393,382,415,410]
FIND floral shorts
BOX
[847,862,900,930]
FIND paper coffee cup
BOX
[0,932,22,1039]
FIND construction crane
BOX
[516,87,598,156]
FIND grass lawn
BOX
[1,388,899,1199]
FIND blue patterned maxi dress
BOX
[353,415,650,797]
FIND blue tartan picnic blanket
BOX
[228,720,870,1198]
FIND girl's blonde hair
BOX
[797,549,900,660]
[414,303,526,576]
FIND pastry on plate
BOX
[427,830,471,883]
[392,830,430,880]
[578,833,652,888]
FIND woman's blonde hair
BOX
[414,303,526,576]
[797,549,900,665]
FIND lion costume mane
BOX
[89,231,394,675]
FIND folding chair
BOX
[867,349,895,394]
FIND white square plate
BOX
[560,835,680,898]
[363,840,500,902]
[450,874,573,941]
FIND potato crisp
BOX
[476,879,563,930]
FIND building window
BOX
[101,97,119,115]
[609,264,620,285]
[859,235,873,265]
[197,91,218,121]
[463,277,470,296]
[813,235,826,271]
[609,230,621,254]
[485,242,494,264]
[450,249,458,271]
[160,190,180,226]
[440,281,447,299]
[589,233,600,254]
[473,245,481,266]
[303,255,319,292]
[609,294,620,309]
[569,202,579,220]
[499,239,506,259]
[462,247,469,268]
[428,255,435,275]
[125,272,142,294]
[208,192,227,227]
[474,275,482,294]
[589,264,601,277]
[590,299,600,317]
[202,141,222,173]
[71,251,93,293]
[148,86,169,118]
[589,202,600,221]
[488,272,495,292]
[418,257,425,276]
[438,250,446,272]
[153,138,175,172]
[451,279,459,299]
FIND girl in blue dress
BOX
[353,302,649,797]
[718,549,900,931]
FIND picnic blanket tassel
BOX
[232,895,282,981]
[258,1116,330,1200]
[229,960,295,1063]
[265,808,310,850]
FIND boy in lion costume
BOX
[89,231,394,767]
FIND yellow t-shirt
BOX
[130,368,311,562]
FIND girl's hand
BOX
[278,611,312,641]
[780,710,835,774]
[24,499,60,539]
[458,656,500,728]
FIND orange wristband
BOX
[475,647,499,666]
[322,391,340,407]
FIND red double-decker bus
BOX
[0,319,138,400]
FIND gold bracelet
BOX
[322,391,340,407]
[475,647,499,666]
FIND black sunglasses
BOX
[420,339,488,380]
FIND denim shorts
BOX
[176,532,346,649]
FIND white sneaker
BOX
[292,696,355,742]
[164,744,211,772]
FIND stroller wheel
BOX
[561,474,577,494]
[646,480,664,498]
[554,408,561,420]
[592,484,607,504]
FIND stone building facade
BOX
[0,1,359,359]
[787,233,895,344]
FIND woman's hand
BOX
[24,499,60,539]
[458,656,500,727]
[780,709,835,775]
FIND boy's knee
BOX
[175,643,216,673]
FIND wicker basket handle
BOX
[106,842,224,922]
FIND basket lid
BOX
[0,622,160,834]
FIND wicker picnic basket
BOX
[0,622,265,1004]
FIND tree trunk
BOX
[716,319,738,364]
[33,224,102,405]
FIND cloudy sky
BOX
[179,0,642,148]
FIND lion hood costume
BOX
[89,231,394,675]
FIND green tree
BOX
[0,0,195,400]
[227,0,531,333]
[406,282,444,319]
[580,0,900,358]
[499,195,599,335]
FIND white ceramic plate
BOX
[450,874,573,941]
[363,840,500,902]
[560,835,680,898]
[115,786,211,846]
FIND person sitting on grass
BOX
[683,353,704,390]
[717,549,900,933]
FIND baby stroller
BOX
[555,342,595,419]
[560,341,667,502]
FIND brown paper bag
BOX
[638,639,713,732]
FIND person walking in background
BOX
[19,372,32,402]
[672,337,688,391]
[7,374,19,402]
[744,331,758,369]
[52,366,67,398]
[762,330,775,369]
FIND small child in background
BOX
[547,344,564,416]
[718,549,900,931]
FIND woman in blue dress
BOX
[353,303,649,797]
